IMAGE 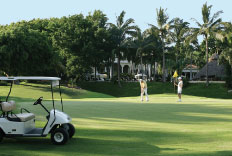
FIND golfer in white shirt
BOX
[175,77,183,102]
[140,79,149,102]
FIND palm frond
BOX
[185,28,199,45]
[202,2,212,23]
[210,18,222,29]
[156,7,169,28]
[191,18,202,27]
[121,18,135,30]
[209,10,223,24]
[214,32,224,42]
[117,11,126,27]
[148,24,156,28]
[124,25,138,32]
[125,30,137,37]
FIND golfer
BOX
[140,79,149,102]
[175,77,183,102]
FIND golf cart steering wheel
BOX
[34,97,43,105]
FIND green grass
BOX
[0,82,113,102]
[78,81,232,99]
[0,82,232,156]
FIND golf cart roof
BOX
[0,76,61,81]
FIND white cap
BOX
[178,77,182,80]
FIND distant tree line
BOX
[0,3,232,87]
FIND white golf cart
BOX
[0,77,75,145]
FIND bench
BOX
[0,101,35,122]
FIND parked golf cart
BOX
[0,77,75,145]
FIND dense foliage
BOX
[0,3,232,87]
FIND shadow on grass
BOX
[163,150,232,156]
[0,132,185,156]
[0,128,225,156]
[1,100,232,155]
[67,101,232,124]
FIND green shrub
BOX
[182,77,189,88]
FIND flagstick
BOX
[174,78,175,93]
[173,70,178,94]
[174,80,175,93]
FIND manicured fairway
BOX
[1,92,232,156]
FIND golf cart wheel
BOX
[51,128,69,145]
[62,123,75,138]
[67,123,75,138]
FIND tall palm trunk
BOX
[117,53,121,87]
[145,64,147,78]
[190,52,193,81]
[162,37,166,82]
[176,54,178,67]
[107,59,110,79]
[94,66,97,81]
[141,54,143,78]
[153,62,156,81]
[205,35,209,87]
[110,58,114,80]
[176,44,179,70]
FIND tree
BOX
[218,22,232,87]
[145,28,162,81]
[217,22,232,64]
[130,29,148,76]
[170,18,190,73]
[129,28,162,81]
[109,11,137,87]
[58,14,96,80]
[0,22,57,76]
[191,2,223,86]
[150,7,173,82]
[86,10,109,80]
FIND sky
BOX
[0,0,231,31]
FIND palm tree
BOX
[149,7,173,82]
[130,29,153,78]
[146,28,163,81]
[191,2,223,86]
[221,22,232,64]
[109,11,137,87]
[170,18,190,72]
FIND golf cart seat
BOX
[1,101,35,122]
[9,113,35,122]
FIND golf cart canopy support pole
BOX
[50,83,56,127]
[59,83,64,112]
[6,81,13,102]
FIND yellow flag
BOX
[173,70,178,78]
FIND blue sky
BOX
[0,0,231,30]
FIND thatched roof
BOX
[193,53,225,79]
[184,64,199,70]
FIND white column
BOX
[132,63,134,74]
[121,65,124,73]
[110,66,112,79]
